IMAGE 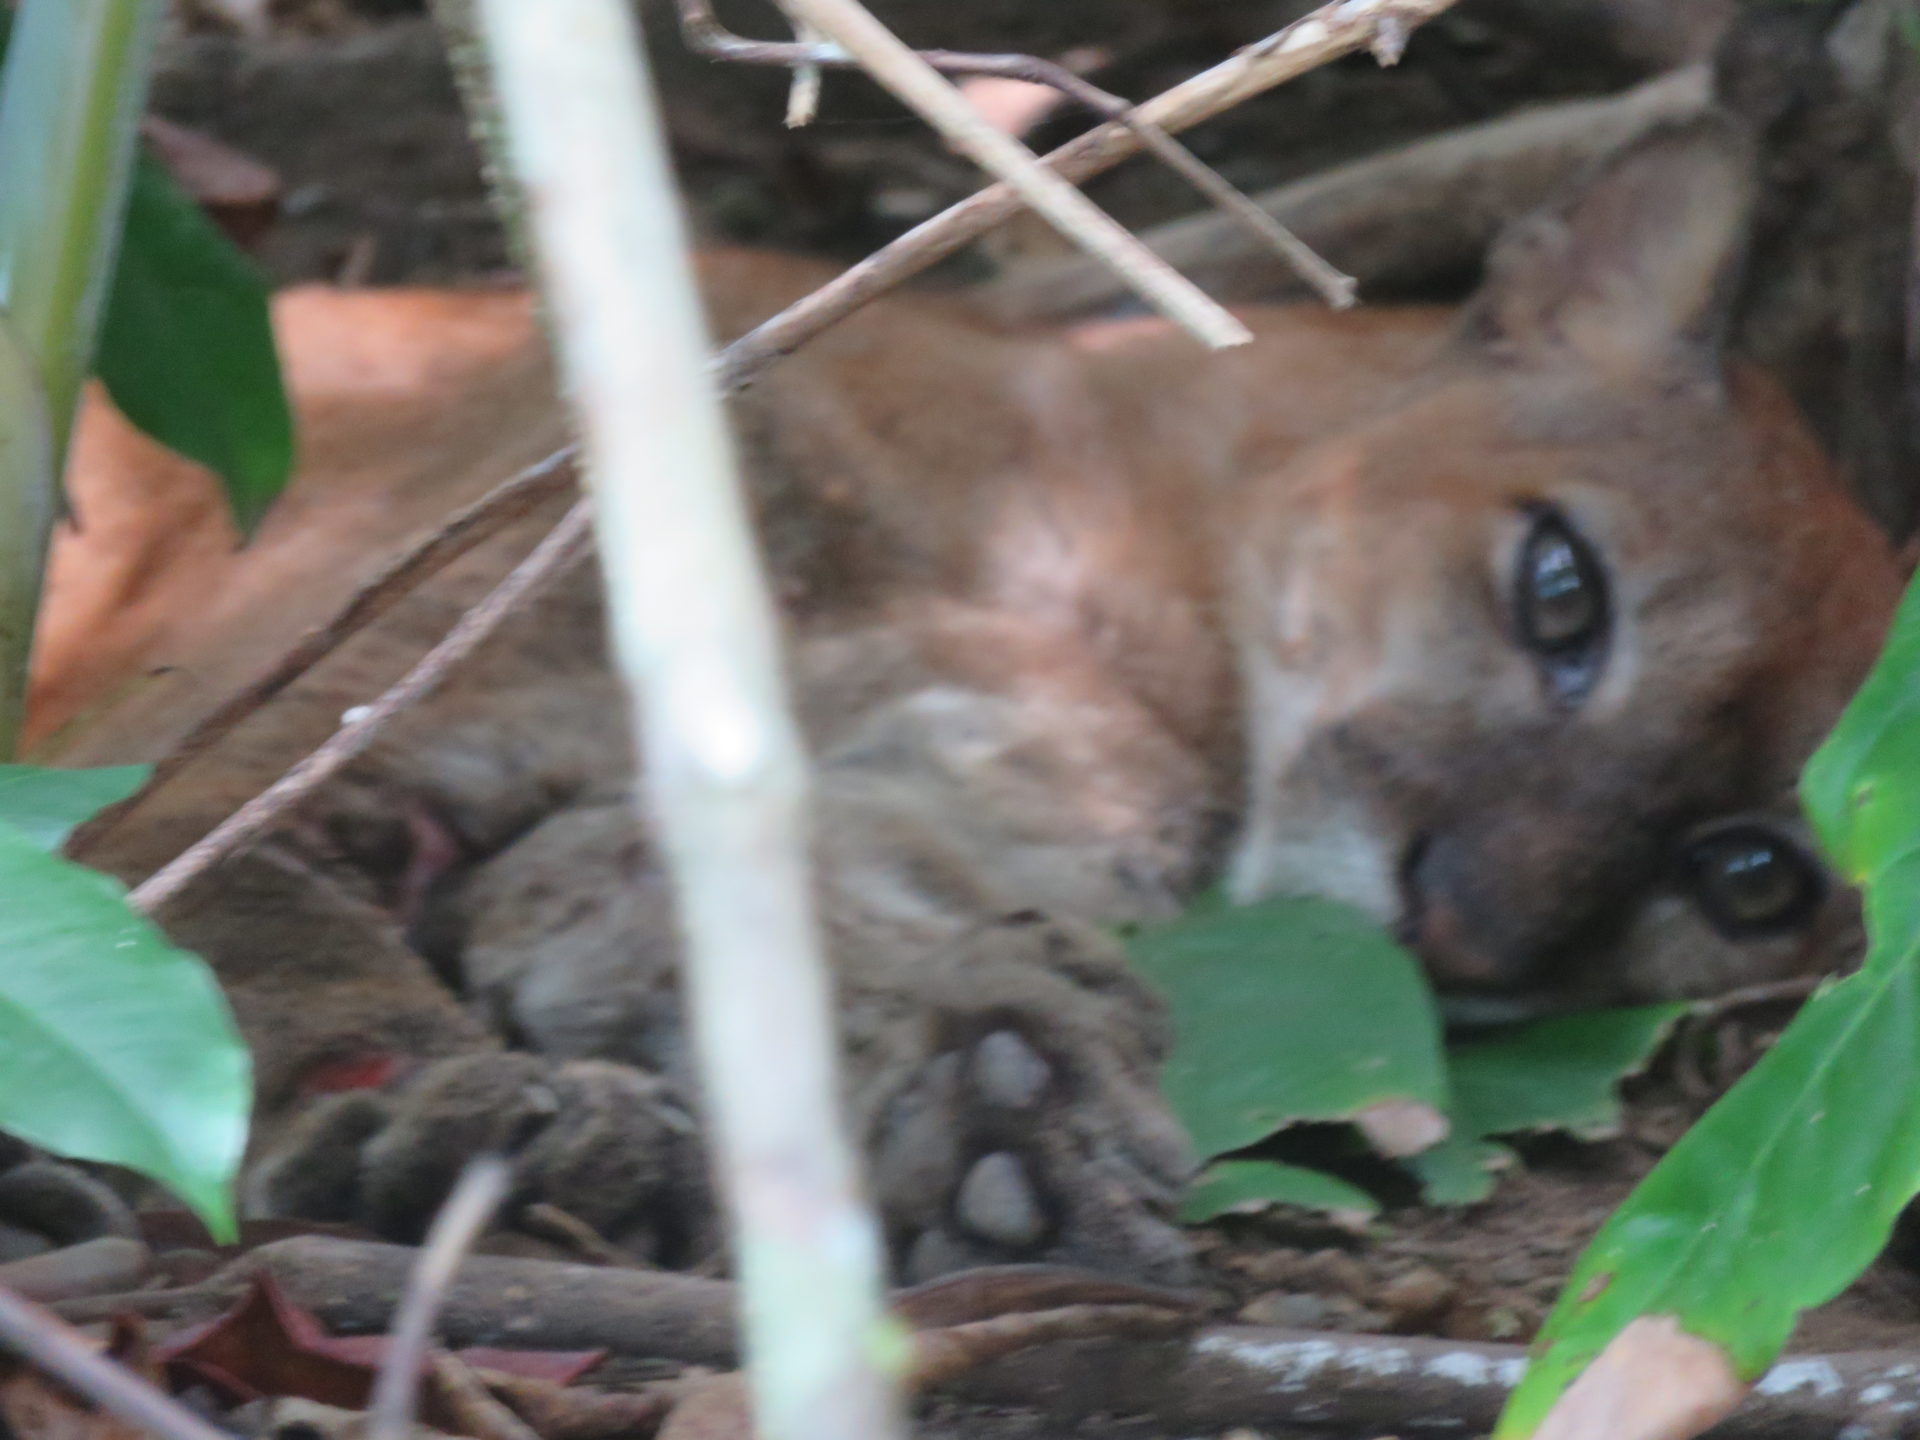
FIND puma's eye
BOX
[1516,509,1606,652]
[1512,506,1609,703]
[1683,825,1824,938]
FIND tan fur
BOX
[33,121,1903,1276]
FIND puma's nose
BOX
[1398,830,1549,994]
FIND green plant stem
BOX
[0,0,165,757]
[472,4,907,1440]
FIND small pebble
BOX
[1292,1246,1370,1298]
[1378,1265,1458,1331]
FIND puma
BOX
[36,119,1902,1281]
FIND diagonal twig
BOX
[128,499,593,915]
[67,446,578,860]
[369,1157,514,1440]
[0,1285,230,1440]
[675,0,1355,306]
[765,0,1252,349]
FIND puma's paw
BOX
[245,1053,714,1263]
[855,914,1197,1286]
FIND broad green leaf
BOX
[0,823,249,1236]
[0,762,147,850]
[1448,1005,1686,1141]
[1501,572,1920,1437]
[1801,578,1920,886]
[1181,1159,1379,1225]
[1127,897,1447,1158]
[1408,1006,1681,1207]
[1497,970,1916,1436]
[94,154,292,532]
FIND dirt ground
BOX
[129,0,1920,1418]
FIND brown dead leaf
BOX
[1534,1315,1747,1440]
[141,117,281,248]
[155,1273,603,1412]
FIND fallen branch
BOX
[676,0,1354,306]
[0,1237,149,1305]
[228,1238,737,1365]
[129,499,592,915]
[714,0,1464,391]
[210,1238,1920,1440]
[767,0,1249,348]
[956,1324,1920,1440]
[981,63,1712,320]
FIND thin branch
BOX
[675,0,1354,306]
[781,13,824,127]
[715,0,1463,392]
[69,446,577,860]
[370,1157,513,1440]
[0,1284,231,1440]
[766,0,1252,349]
[128,499,593,915]
[472,8,905,1440]
[905,1303,1196,1390]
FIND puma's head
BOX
[1226,118,1903,1012]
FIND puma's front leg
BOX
[439,621,1217,1281]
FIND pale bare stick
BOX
[369,1157,513,1440]
[716,0,1462,391]
[675,0,1354,306]
[782,13,824,127]
[768,0,1251,349]
[475,8,905,1440]
[0,1285,231,1440]
[128,499,592,915]
[68,445,577,860]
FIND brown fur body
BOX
[34,121,1902,1279]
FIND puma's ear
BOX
[1461,114,1756,381]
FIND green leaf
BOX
[1126,897,1447,1158]
[1497,970,1917,1436]
[1406,1133,1513,1206]
[1499,570,1920,1437]
[1181,1159,1379,1225]
[0,822,249,1236]
[1408,1006,1681,1209]
[0,762,147,850]
[1449,1005,1686,1142]
[94,154,292,532]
